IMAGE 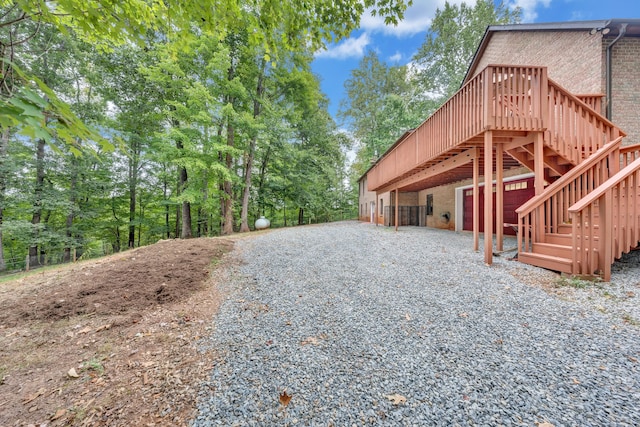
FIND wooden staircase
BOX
[514,79,640,280]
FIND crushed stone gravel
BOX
[192,221,640,426]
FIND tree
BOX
[1,0,413,148]
[340,50,421,177]
[412,0,520,102]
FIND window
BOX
[426,194,434,216]
[379,199,384,215]
[505,181,528,191]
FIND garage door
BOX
[463,177,535,236]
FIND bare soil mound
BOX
[0,237,234,426]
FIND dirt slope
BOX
[0,237,234,426]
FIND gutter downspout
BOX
[606,23,628,120]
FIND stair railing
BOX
[568,155,640,281]
[515,137,624,256]
[620,143,640,167]
[546,80,621,165]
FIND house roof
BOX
[463,18,640,86]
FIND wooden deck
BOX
[366,64,639,280]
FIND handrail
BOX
[515,136,623,216]
[568,155,640,213]
[547,80,620,132]
[545,79,624,165]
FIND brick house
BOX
[358,19,640,280]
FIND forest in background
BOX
[0,0,520,272]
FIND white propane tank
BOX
[255,216,270,230]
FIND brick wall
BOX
[610,37,640,145]
[473,31,603,94]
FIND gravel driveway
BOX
[193,221,640,426]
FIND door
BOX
[463,177,535,236]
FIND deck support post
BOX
[473,151,480,251]
[484,130,493,265]
[496,143,504,252]
[534,132,545,240]
[394,189,399,231]
[374,193,378,226]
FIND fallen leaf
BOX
[572,378,581,384]
[67,368,79,378]
[405,313,411,321]
[78,326,92,334]
[384,393,406,405]
[279,390,292,407]
[537,422,554,427]
[51,408,67,420]
[95,324,111,332]
[459,312,469,318]
[628,356,638,363]
[23,388,46,404]
[301,336,320,346]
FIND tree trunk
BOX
[163,169,170,239]
[128,138,139,248]
[111,197,121,252]
[257,145,271,216]
[0,128,8,271]
[221,123,235,235]
[240,60,266,232]
[63,157,78,263]
[29,138,46,267]
[175,124,192,239]
[298,207,304,225]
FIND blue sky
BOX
[312,0,640,122]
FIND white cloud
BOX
[508,0,551,22]
[315,33,371,59]
[388,51,403,62]
[360,0,474,37]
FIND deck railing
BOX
[515,137,623,253]
[546,81,620,166]
[568,155,640,281]
[620,143,640,167]
[575,94,604,115]
[367,65,547,191]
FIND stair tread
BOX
[533,241,571,249]
[519,251,572,264]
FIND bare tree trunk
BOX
[174,121,192,239]
[163,168,170,239]
[128,139,139,248]
[29,138,46,267]
[222,122,235,235]
[0,128,9,271]
[240,60,266,232]
[63,157,78,263]
[111,197,121,252]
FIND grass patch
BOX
[555,275,603,289]
[622,313,640,326]
[83,357,105,376]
